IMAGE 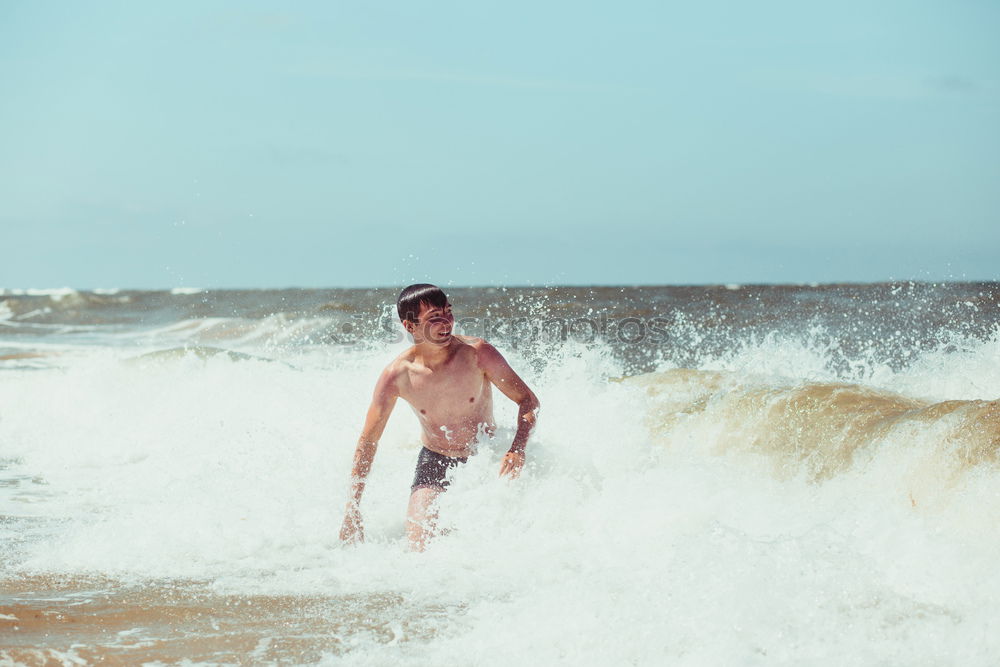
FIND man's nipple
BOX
[469,397,474,403]
[420,409,426,414]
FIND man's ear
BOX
[402,319,416,334]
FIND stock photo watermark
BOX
[329,314,675,346]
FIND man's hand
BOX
[499,450,525,478]
[339,503,365,544]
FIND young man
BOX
[339,284,540,551]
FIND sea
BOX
[1,282,998,666]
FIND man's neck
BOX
[413,337,456,369]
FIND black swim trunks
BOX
[411,447,468,493]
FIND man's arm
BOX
[339,365,399,544]
[477,342,540,478]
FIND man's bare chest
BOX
[402,361,486,406]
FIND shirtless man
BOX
[339,284,540,551]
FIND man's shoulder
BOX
[454,335,487,348]
[382,347,417,377]
[455,336,497,355]
[455,336,504,366]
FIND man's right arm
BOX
[339,364,400,544]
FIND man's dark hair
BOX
[397,284,448,323]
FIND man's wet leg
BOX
[406,486,442,552]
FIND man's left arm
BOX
[478,342,540,478]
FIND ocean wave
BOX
[2,335,999,664]
[626,369,999,486]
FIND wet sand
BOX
[1,575,457,665]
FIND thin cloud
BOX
[927,75,980,94]
[208,10,296,32]
[804,72,989,100]
[260,144,352,168]
[288,63,643,95]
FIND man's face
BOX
[408,301,454,345]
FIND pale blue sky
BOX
[1,0,997,288]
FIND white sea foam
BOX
[33,287,77,301]
[0,287,78,300]
[98,314,340,353]
[1,334,998,664]
[685,326,1000,402]
[170,287,204,295]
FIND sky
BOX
[1,0,997,288]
